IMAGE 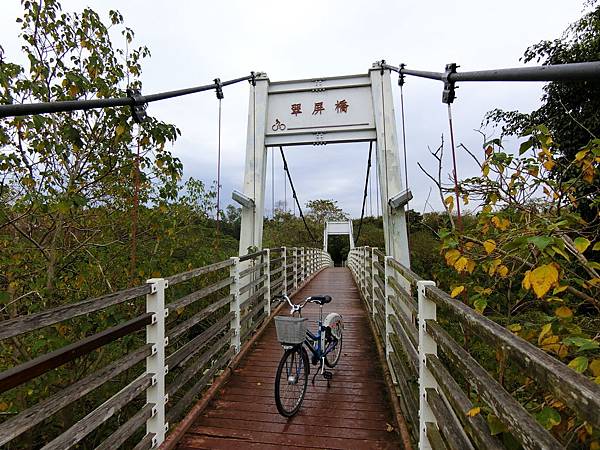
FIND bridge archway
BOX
[236,62,410,268]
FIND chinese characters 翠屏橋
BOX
[289,100,349,116]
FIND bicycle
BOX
[272,293,344,417]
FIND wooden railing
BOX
[347,247,600,450]
[0,247,333,449]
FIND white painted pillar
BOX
[369,64,411,268]
[239,73,269,256]
[417,280,438,449]
[145,278,169,447]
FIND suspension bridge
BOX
[1,61,600,450]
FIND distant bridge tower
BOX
[323,221,355,253]
[236,62,410,268]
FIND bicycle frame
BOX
[298,304,337,367]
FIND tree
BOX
[305,199,348,224]
[431,128,600,445]
[486,1,600,156]
[0,0,182,307]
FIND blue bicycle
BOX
[273,293,344,417]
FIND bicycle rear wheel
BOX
[274,345,309,417]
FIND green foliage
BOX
[0,2,237,447]
[433,128,600,446]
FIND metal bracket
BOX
[126,88,147,123]
[398,63,406,86]
[214,78,224,100]
[442,63,458,104]
[249,71,256,87]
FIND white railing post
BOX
[229,257,241,353]
[264,249,271,316]
[417,279,437,450]
[293,247,298,291]
[145,277,168,448]
[282,247,287,294]
[302,247,306,281]
[384,256,393,360]
[371,247,377,318]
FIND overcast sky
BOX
[1,0,587,218]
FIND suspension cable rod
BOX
[383,61,600,83]
[355,141,373,246]
[0,74,255,119]
[278,147,317,243]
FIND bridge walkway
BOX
[176,267,401,449]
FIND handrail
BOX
[0,283,151,340]
[0,313,152,394]
[347,247,600,449]
[0,246,333,449]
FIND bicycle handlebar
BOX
[273,294,312,315]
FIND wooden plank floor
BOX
[177,267,402,450]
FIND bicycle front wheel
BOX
[274,346,309,417]
[325,333,343,368]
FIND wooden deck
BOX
[176,267,402,450]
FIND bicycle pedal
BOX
[322,371,333,380]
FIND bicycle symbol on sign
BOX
[271,119,287,131]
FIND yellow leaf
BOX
[68,84,78,96]
[529,264,560,299]
[522,270,531,290]
[482,164,490,177]
[0,402,8,412]
[454,256,469,273]
[466,259,476,274]
[116,125,125,137]
[491,216,510,231]
[573,237,591,253]
[483,239,496,255]
[445,249,461,266]
[451,286,465,298]
[590,359,600,377]
[553,285,568,294]
[444,195,454,212]
[466,406,481,417]
[575,149,588,161]
[462,194,469,205]
[554,306,573,319]
[497,265,509,278]
[538,323,552,345]
[488,259,502,276]
[541,335,559,346]
[507,323,522,333]
[543,160,556,171]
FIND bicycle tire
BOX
[274,346,309,417]
[324,332,343,368]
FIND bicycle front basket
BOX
[274,316,307,345]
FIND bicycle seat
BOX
[309,295,332,305]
